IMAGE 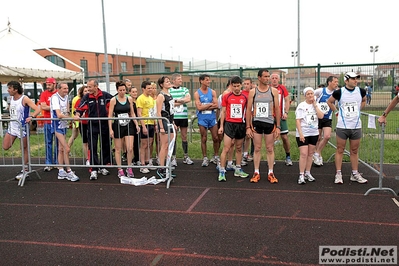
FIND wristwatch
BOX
[276,126,281,130]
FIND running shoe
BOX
[267,172,278,183]
[285,156,293,166]
[218,171,226,182]
[298,174,306,185]
[334,172,343,184]
[304,173,316,182]
[118,169,126,178]
[126,168,134,178]
[99,168,110,176]
[66,171,79,182]
[234,168,249,178]
[201,157,209,167]
[250,172,260,183]
[58,169,68,180]
[183,156,194,165]
[350,172,368,184]
[90,171,98,180]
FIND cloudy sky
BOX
[1,0,398,69]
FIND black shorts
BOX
[296,135,319,147]
[252,120,275,135]
[318,118,332,129]
[224,121,246,140]
[157,119,174,133]
[79,123,88,143]
[174,119,188,128]
[113,121,134,138]
[140,124,155,139]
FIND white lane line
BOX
[392,198,399,208]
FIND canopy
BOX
[0,27,83,83]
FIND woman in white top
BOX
[295,87,324,185]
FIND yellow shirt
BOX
[136,94,155,125]
[71,95,81,128]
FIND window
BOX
[45,55,65,68]
[121,62,127,72]
[80,59,88,76]
[102,63,112,73]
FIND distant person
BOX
[365,84,372,105]
[246,69,281,184]
[270,73,292,166]
[194,74,219,167]
[2,81,41,180]
[50,82,79,182]
[295,87,324,184]
[327,72,367,184]
[169,73,194,166]
[313,76,339,166]
[40,77,58,172]
[74,79,113,180]
[2,96,8,112]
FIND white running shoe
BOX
[334,172,343,184]
[350,172,368,184]
[298,174,306,185]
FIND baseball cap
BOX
[344,72,360,81]
[303,87,314,95]
[46,77,56,84]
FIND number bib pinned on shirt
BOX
[255,102,269,118]
[118,113,130,126]
[342,102,358,117]
[230,104,242,119]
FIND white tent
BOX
[0,27,83,83]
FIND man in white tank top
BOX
[327,72,367,184]
[2,81,41,180]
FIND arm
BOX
[360,96,367,110]
[218,106,226,135]
[245,89,255,138]
[128,97,139,129]
[296,118,305,142]
[327,96,338,113]
[156,94,165,133]
[39,94,50,111]
[24,97,41,123]
[108,98,115,137]
[378,95,399,124]
[282,95,290,120]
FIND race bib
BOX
[9,105,17,120]
[201,102,212,114]
[230,104,242,119]
[319,102,330,114]
[306,111,318,128]
[174,104,184,113]
[118,113,130,126]
[149,107,156,118]
[169,99,175,115]
[255,102,269,118]
[342,102,358,117]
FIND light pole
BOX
[370,45,379,90]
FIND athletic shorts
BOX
[252,120,275,135]
[113,121,134,139]
[280,119,289,134]
[336,128,362,140]
[318,118,332,129]
[140,124,155,139]
[296,135,319,147]
[198,118,217,129]
[174,119,188,128]
[224,121,246,140]
[79,123,88,143]
[157,119,174,133]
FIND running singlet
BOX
[222,92,247,123]
[169,86,188,119]
[337,87,363,129]
[113,97,132,127]
[252,87,274,124]
[8,95,29,137]
[196,88,216,121]
[50,92,69,130]
[160,91,174,123]
[316,87,333,119]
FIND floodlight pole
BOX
[101,0,110,92]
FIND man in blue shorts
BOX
[194,74,219,167]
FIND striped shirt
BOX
[169,86,190,119]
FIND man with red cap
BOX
[40,77,59,171]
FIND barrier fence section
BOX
[0,118,30,186]
[16,116,175,188]
[326,112,396,196]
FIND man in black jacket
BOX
[74,79,113,180]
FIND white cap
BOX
[303,87,314,95]
[344,72,360,81]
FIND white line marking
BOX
[392,198,399,208]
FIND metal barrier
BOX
[327,112,397,196]
[21,116,176,188]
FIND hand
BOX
[274,127,280,140]
[160,128,166,134]
[299,134,305,143]
[246,127,253,139]
[109,130,114,139]
[218,127,223,135]
[378,116,386,125]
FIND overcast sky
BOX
[1,0,399,69]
